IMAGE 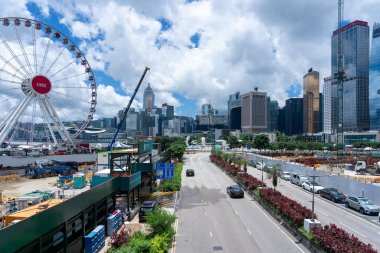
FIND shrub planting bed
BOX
[312,224,377,253]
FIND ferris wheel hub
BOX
[31,75,51,95]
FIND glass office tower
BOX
[370,23,380,129]
[331,20,370,132]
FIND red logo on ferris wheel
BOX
[32,75,51,94]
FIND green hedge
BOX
[157,163,183,192]
[108,208,176,253]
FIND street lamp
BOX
[308,175,324,221]
[261,159,264,187]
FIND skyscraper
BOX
[269,100,279,132]
[227,92,241,130]
[285,98,303,136]
[303,68,320,133]
[241,88,267,133]
[370,23,380,130]
[331,20,370,132]
[143,83,155,112]
[323,76,332,133]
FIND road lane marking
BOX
[250,201,305,253]
[171,219,179,253]
[209,231,213,237]
[339,222,367,238]
[315,208,329,216]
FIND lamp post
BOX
[308,174,323,221]
[261,159,264,187]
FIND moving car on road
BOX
[302,181,324,193]
[256,162,265,170]
[345,196,380,215]
[186,169,195,177]
[139,201,158,222]
[227,185,244,198]
[319,188,346,203]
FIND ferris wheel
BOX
[0,17,97,146]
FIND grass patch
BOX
[157,163,183,192]
[252,188,260,198]
[298,227,314,240]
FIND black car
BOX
[186,169,195,176]
[139,201,158,222]
[227,185,244,198]
[319,188,346,203]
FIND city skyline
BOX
[0,1,378,120]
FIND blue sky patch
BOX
[190,32,201,48]
[173,93,198,116]
[158,17,172,31]
[286,83,302,98]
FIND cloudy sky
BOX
[0,0,379,119]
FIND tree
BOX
[266,165,282,188]
[168,141,186,160]
[242,159,248,173]
[253,134,270,150]
[226,135,240,148]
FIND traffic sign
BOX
[155,163,174,179]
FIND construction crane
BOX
[107,67,150,151]
[336,0,345,154]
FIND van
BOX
[291,173,309,186]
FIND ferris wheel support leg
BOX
[0,95,33,145]
[38,98,58,146]
[40,98,73,145]
[0,106,18,131]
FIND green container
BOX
[73,174,86,189]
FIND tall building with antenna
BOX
[143,83,155,113]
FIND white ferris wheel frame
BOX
[0,17,97,146]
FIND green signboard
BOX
[138,140,153,153]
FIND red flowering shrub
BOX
[312,224,377,253]
[237,173,266,189]
[259,188,314,227]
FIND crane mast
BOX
[336,0,345,154]
[107,67,150,151]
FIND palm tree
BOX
[242,159,248,173]
[266,164,282,188]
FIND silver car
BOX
[345,196,380,215]
[280,171,291,180]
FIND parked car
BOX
[319,188,346,203]
[139,201,158,222]
[345,196,380,215]
[186,169,195,177]
[263,165,273,172]
[302,181,324,193]
[291,173,309,186]
[226,185,244,198]
[280,171,291,181]
[256,162,265,171]
[248,160,256,167]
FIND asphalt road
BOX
[175,153,310,253]
[246,164,380,251]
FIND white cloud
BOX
[4,0,379,117]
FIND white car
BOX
[302,181,324,193]
[280,171,291,180]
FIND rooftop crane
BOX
[107,67,150,151]
[336,0,345,154]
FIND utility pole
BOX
[336,0,345,155]
[261,159,264,187]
